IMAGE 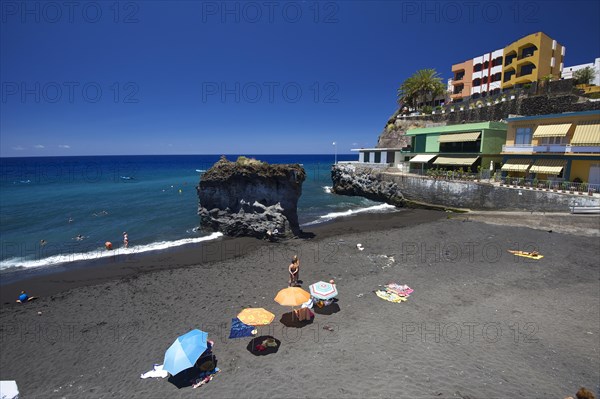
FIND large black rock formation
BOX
[331,163,404,206]
[197,156,306,238]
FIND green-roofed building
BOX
[404,121,508,173]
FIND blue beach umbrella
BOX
[163,329,208,376]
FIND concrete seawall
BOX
[332,164,600,212]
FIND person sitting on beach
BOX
[192,367,220,389]
[16,290,36,303]
[288,255,299,287]
[200,340,214,357]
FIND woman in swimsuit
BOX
[288,255,299,287]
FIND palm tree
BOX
[397,69,445,110]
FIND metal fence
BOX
[406,169,599,195]
[497,177,600,194]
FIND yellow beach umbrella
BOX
[237,308,275,326]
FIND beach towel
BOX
[140,364,168,379]
[0,380,19,399]
[229,318,255,339]
[507,250,544,260]
[385,283,414,297]
[375,290,407,303]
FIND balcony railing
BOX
[497,177,600,196]
[518,52,534,60]
[570,146,600,153]
[502,144,535,153]
[502,144,600,154]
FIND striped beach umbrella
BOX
[309,281,338,300]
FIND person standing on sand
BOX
[288,255,300,287]
[123,232,129,248]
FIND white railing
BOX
[568,146,600,153]
[498,177,600,195]
[502,144,535,153]
[503,144,600,154]
[534,144,568,153]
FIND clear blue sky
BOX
[1,0,599,156]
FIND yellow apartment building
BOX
[501,111,600,186]
[502,32,565,90]
[450,32,565,101]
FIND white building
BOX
[470,48,504,97]
[562,57,600,86]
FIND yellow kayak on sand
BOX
[508,250,544,260]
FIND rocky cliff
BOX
[378,93,600,149]
[197,156,306,238]
[331,163,404,206]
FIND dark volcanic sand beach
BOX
[1,209,599,398]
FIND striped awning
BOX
[529,159,567,175]
[501,158,532,172]
[571,121,600,145]
[409,154,437,163]
[532,123,572,138]
[433,156,479,166]
[438,132,481,143]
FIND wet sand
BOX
[1,209,598,398]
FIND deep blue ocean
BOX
[0,155,397,278]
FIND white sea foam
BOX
[0,232,223,271]
[301,203,398,226]
[322,186,333,194]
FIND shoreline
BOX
[2,209,598,304]
[0,208,444,303]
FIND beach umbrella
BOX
[163,329,208,376]
[237,308,275,327]
[275,287,311,319]
[274,287,311,307]
[309,281,338,300]
[236,308,275,350]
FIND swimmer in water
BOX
[74,234,84,241]
[40,239,47,246]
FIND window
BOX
[505,53,517,66]
[439,139,481,153]
[504,69,516,82]
[515,127,532,145]
[539,137,567,145]
[519,63,536,77]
